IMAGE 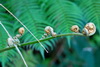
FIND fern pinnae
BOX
[0,4,48,53]
[0,21,28,67]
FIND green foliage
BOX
[7,50,38,67]
[0,0,99,67]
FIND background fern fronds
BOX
[0,0,99,67]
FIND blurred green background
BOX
[0,0,100,67]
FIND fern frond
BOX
[74,0,100,33]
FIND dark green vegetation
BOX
[0,0,100,67]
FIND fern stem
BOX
[0,4,48,53]
[0,22,28,67]
[0,33,84,53]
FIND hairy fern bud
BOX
[45,26,57,37]
[45,26,53,34]
[13,37,20,44]
[51,32,57,37]
[16,34,22,38]
[82,28,89,36]
[7,37,20,47]
[18,27,25,35]
[44,33,48,37]
[82,22,96,36]
[71,25,79,33]
[7,37,14,47]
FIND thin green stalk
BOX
[0,33,84,53]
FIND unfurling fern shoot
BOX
[82,22,96,36]
[71,25,80,33]
[45,26,57,37]
[18,27,25,35]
